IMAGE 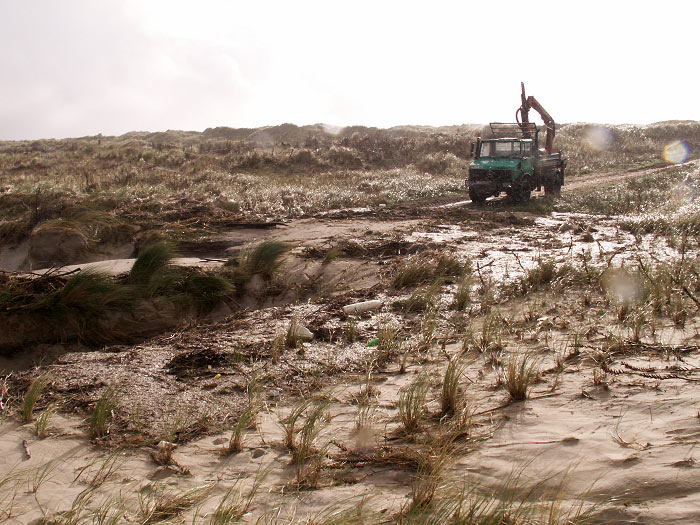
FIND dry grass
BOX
[503,353,539,402]
[138,482,213,524]
[440,358,465,417]
[394,254,468,289]
[398,375,430,434]
[404,282,441,313]
[226,374,261,454]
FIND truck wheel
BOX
[469,188,486,204]
[544,180,561,196]
[510,186,531,203]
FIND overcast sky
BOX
[1,0,698,140]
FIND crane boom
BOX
[516,82,556,154]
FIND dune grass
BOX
[89,384,118,439]
[128,240,177,287]
[1,240,238,349]
[398,375,430,434]
[504,353,539,402]
[21,373,51,423]
[138,482,213,524]
[236,239,290,279]
[34,403,57,438]
[440,358,465,417]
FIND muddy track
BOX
[562,161,695,192]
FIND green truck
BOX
[467,84,566,204]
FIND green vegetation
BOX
[0,240,238,349]
[89,384,118,439]
[128,240,177,286]
[34,403,57,438]
[440,358,465,417]
[233,239,290,279]
[21,373,51,423]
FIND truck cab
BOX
[468,138,535,203]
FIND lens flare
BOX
[671,167,698,204]
[582,126,613,151]
[663,140,689,164]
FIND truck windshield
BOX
[480,140,521,158]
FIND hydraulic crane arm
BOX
[516,82,556,154]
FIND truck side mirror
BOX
[470,142,475,156]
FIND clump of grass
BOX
[138,482,213,524]
[278,398,330,489]
[344,315,357,343]
[90,498,127,525]
[354,402,377,435]
[226,374,261,454]
[398,375,429,434]
[159,409,191,444]
[436,253,468,278]
[393,254,468,288]
[75,448,125,489]
[419,307,438,350]
[227,405,258,454]
[89,384,118,439]
[514,257,567,296]
[405,464,601,523]
[393,259,435,288]
[23,270,138,344]
[322,246,344,264]
[452,274,472,311]
[404,282,440,313]
[21,373,51,423]
[374,317,401,366]
[209,468,268,525]
[181,273,234,313]
[503,353,539,402]
[34,403,57,438]
[293,399,329,466]
[524,258,557,287]
[406,445,452,514]
[280,399,312,451]
[40,485,97,524]
[628,304,649,342]
[232,239,290,279]
[464,312,504,353]
[353,359,379,404]
[271,331,285,363]
[128,240,177,286]
[440,358,465,417]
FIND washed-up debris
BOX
[289,323,314,340]
[343,300,383,316]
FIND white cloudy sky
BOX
[1,0,698,140]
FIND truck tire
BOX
[469,188,486,204]
[510,176,532,203]
[544,179,561,196]
[510,186,531,203]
